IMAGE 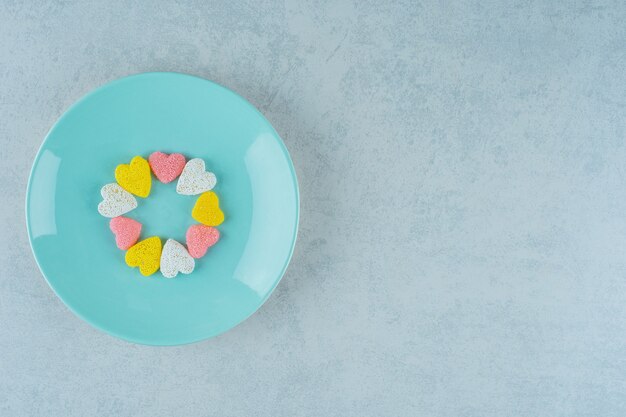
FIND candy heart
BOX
[125,236,162,276]
[109,217,142,250]
[148,152,186,184]
[176,158,216,195]
[98,183,138,218]
[191,191,224,226]
[160,239,195,278]
[115,156,151,198]
[186,225,220,258]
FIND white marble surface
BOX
[1,1,626,416]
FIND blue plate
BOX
[26,73,299,345]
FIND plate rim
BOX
[25,71,300,346]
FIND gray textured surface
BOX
[1,1,626,416]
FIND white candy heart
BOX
[176,158,217,195]
[98,183,138,218]
[160,239,195,278]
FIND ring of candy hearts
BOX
[97,152,224,278]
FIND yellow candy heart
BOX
[125,237,162,276]
[192,191,224,226]
[115,156,151,198]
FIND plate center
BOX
[131,179,195,243]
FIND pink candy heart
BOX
[109,217,142,250]
[148,152,186,184]
[186,225,220,258]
